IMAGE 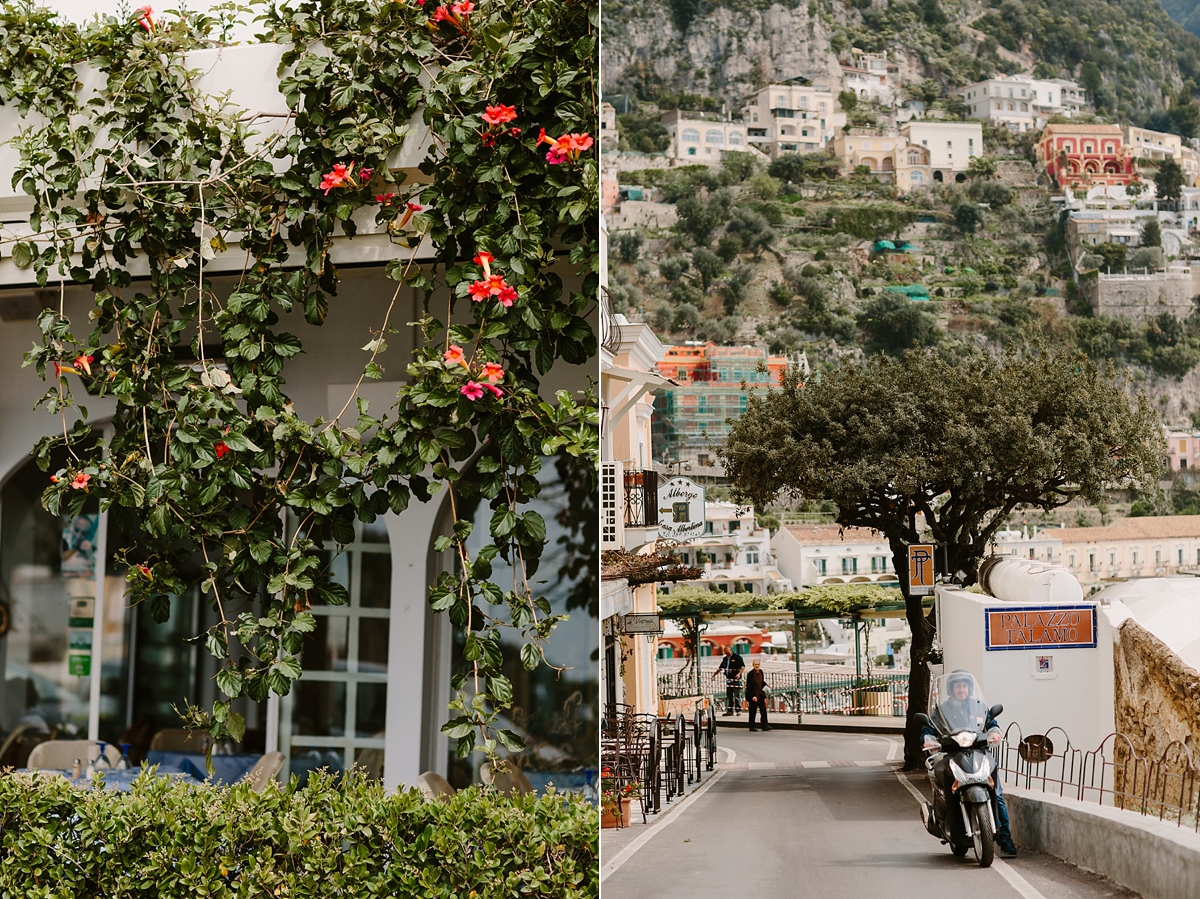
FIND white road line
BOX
[894,771,1050,899]
[599,770,726,883]
[885,737,900,760]
[801,760,830,768]
[718,746,736,764]
[748,762,776,770]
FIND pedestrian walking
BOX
[712,648,744,716]
[745,658,771,731]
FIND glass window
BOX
[682,128,700,143]
[705,129,723,144]
[728,131,743,145]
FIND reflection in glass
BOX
[355,682,387,737]
[358,553,391,608]
[303,615,348,671]
[289,746,344,788]
[357,618,388,672]
[290,681,346,736]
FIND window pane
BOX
[354,746,384,781]
[289,746,344,788]
[311,550,350,606]
[355,682,387,737]
[358,552,391,608]
[358,618,388,672]
[302,614,348,671]
[361,519,389,544]
[290,681,345,736]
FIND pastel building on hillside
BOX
[959,75,1085,131]
[831,131,932,191]
[899,121,983,181]
[772,524,900,587]
[659,502,792,596]
[840,50,898,106]
[660,110,758,163]
[1036,123,1136,188]
[740,80,847,158]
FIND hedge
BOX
[0,770,597,898]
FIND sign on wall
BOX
[907,544,935,596]
[984,605,1097,651]
[621,613,663,635]
[657,476,705,540]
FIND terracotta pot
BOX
[600,797,632,829]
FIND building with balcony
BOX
[840,50,898,106]
[652,343,796,466]
[771,524,900,587]
[960,75,1084,132]
[660,110,762,164]
[1037,123,1136,189]
[739,79,847,159]
[899,121,983,181]
[831,131,932,191]
[659,502,792,596]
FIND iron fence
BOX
[659,668,909,717]
[623,469,658,528]
[997,723,1200,832]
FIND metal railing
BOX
[623,469,658,528]
[997,723,1200,832]
[659,669,909,717]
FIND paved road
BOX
[602,729,1138,899]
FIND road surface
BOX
[601,729,1138,899]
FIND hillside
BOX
[604,0,1200,124]
[1162,0,1200,39]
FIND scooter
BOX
[914,693,1004,867]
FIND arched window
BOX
[731,639,753,655]
[908,151,920,165]
[682,128,700,143]
[728,131,743,145]
[699,641,715,657]
[911,171,923,181]
[705,129,723,144]
[657,644,675,660]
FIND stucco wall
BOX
[1113,617,1200,760]
[1089,275,1195,321]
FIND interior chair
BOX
[149,728,211,753]
[240,751,286,792]
[416,770,456,800]
[480,761,534,796]
[26,740,120,771]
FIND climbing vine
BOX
[11,0,597,762]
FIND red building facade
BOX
[1037,123,1136,188]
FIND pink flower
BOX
[396,201,424,230]
[74,353,94,376]
[469,274,510,302]
[482,383,505,398]
[537,129,594,164]
[50,475,60,484]
[406,201,423,212]
[460,381,485,401]
[137,5,154,32]
[481,362,504,383]
[214,441,230,460]
[497,284,518,307]
[376,193,396,204]
[359,168,373,181]
[71,473,91,491]
[451,0,474,14]
[432,5,451,20]
[137,564,152,579]
[444,345,468,367]
[483,104,518,125]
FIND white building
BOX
[663,503,792,595]
[960,75,1084,132]
[600,101,617,150]
[900,121,983,180]
[771,524,899,588]
[740,80,847,159]
[660,110,759,163]
[840,51,897,107]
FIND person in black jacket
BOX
[745,658,771,731]
[713,649,745,715]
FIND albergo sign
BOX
[657,477,705,540]
[984,605,1097,651]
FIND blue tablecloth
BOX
[18,765,194,792]
[145,751,260,785]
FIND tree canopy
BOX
[1155,159,1185,203]
[719,349,1162,765]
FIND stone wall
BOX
[1086,273,1196,321]
[1113,618,1200,761]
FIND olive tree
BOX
[720,349,1162,768]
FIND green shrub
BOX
[0,771,597,898]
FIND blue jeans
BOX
[995,777,1012,844]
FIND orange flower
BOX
[483,105,517,125]
[481,362,504,383]
[536,129,594,164]
[71,472,91,491]
[473,251,494,278]
[137,5,154,32]
[214,441,230,459]
[396,201,424,230]
[320,162,357,195]
[74,353,95,376]
[444,345,468,367]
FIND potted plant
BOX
[600,769,640,828]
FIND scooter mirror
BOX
[988,703,1003,719]
[914,712,932,728]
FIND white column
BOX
[86,510,108,742]
[265,692,279,753]
[382,495,448,791]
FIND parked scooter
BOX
[914,670,1003,868]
